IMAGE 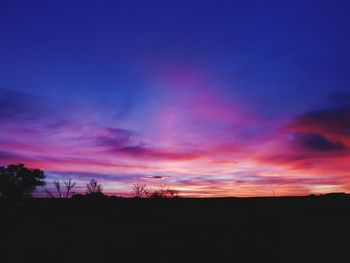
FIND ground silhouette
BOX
[1,195,350,263]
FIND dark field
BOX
[1,196,350,263]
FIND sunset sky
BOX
[1,0,350,197]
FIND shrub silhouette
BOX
[86,179,104,197]
[0,164,45,198]
[149,186,180,198]
[131,184,180,198]
[45,178,76,198]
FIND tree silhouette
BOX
[132,183,149,198]
[133,184,180,198]
[0,164,45,198]
[86,179,103,195]
[150,185,180,198]
[45,178,76,198]
[53,180,62,198]
[160,186,180,198]
[64,178,76,198]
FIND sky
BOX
[1,0,350,197]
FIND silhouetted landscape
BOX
[1,164,350,262]
[2,170,350,263]
[2,1,350,262]
[2,196,350,263]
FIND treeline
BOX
[132,183,180,198]
[45,178,105,199]
[0,164,180,199]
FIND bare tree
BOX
[54,180,62,198]
[148,185,180,198]
[45,179,76,198]
[45,189,56,198]
[132,183,149,198]
[86,179,102,194]
[162,187,180,198]
[63,178,76,198]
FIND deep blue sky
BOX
[1,1,350,196]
